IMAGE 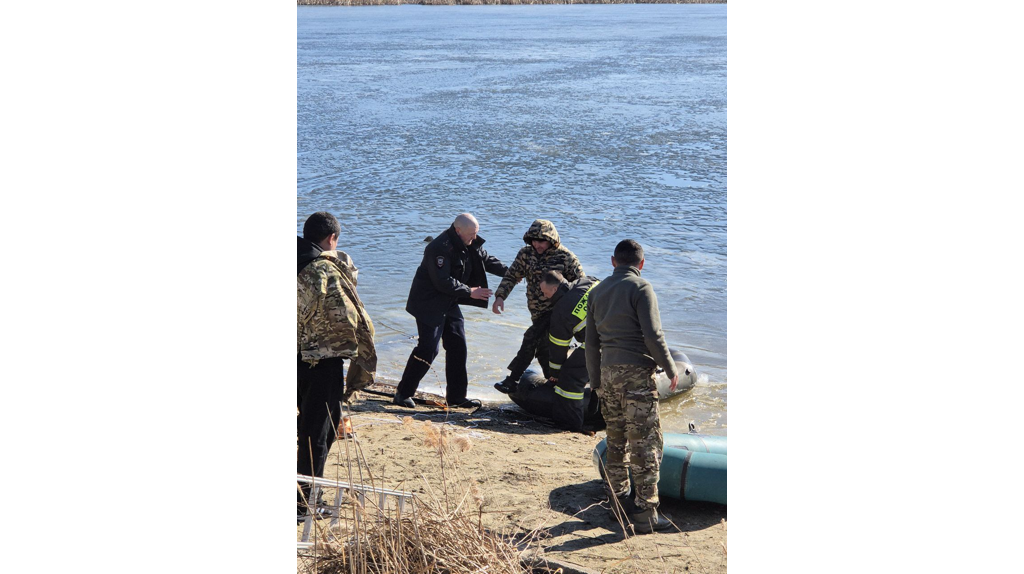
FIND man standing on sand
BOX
[394,213,507,409]
[585,239,679,534]
[297,211,378,520]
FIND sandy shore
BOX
[300,388,726,573]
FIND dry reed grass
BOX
[402,416,474,454]
[300,408,723,574]
[300,411,539,574]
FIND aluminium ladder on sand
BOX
[296,473,416,548]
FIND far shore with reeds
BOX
[299,0,726,6]
[298,389,726,574]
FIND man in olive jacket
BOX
[585,239,679,534]
[395,213,507,409]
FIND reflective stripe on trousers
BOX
[554,385,584,400]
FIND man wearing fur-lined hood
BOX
[492,219,583,394]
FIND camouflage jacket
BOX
[494,219,583,320]
[297,250,378,401]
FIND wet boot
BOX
[630,507,674,534]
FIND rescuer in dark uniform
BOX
[394,213,507,409]
[538,270,600,432]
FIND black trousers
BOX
[550,348,588,432]
[507,311,553,382]
[297,355,344,505]
[396,305,469,403]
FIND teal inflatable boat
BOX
[592,431,727,505]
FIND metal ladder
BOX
[296,474,416,548]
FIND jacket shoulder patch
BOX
[436,256,445,268]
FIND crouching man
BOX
[538,270,600,432]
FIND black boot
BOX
[392,395,415,408]
[615,492,636,515]
[493,376,517,394]
[606,486,635,521]
[396,352,431,402]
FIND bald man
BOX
[394,213,507,409]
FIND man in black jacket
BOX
[394,213,507,409]
[539,270,600,432]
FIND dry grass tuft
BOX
[720,518,728,558]
[415,420,474,454]
[300,412,535,574]
[304,499,529,574]
[452,435,473,452]
[469,483,484,509]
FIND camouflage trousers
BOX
[598,364,662,511]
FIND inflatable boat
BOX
[592,431,727,505]
[508,348,698,427]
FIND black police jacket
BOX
[405,225,507,327]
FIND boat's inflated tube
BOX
[507,348,699,427]
[592,432,727,505]
[656,348,699,398]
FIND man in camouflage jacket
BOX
[492,219,583,393]
[297,212,377,518]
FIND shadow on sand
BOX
[540,480,727,553]
[352,390,594,438]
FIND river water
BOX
[297,5,726,435]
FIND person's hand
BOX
[491,296,505,314]
[470,287,492,300]
[669,374,680,392]
[547,376,558,385]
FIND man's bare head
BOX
[453,213,479,246]
[539,270,565,300]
